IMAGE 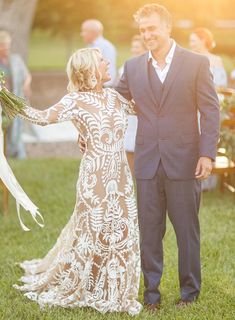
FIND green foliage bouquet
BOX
[0,71,27,122]
[219,95,235,160]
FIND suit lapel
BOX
[159,45,185,110]
[140,53,159,109]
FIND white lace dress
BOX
[13,88,142,316]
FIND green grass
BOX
[0,159,234,320]
[28,30,129,71]
[28,30,235,73]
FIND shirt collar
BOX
[92,36,104,46]
[148,39,176,65]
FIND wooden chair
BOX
[212,150,235,193]
[0,132,9,215]
[212,88,235,194]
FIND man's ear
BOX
[167,22,172,34]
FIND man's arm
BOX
[115,62,132,101]
[195,56,220,179]
[197,56,220,160]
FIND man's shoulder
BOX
[177,45,208,64]
[101,37,116,51]
[10,54,26,68]
[10,53,23,62]
[125,52,147,67]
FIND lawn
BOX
[0,159,234,320]
[28,30,235,73]
[28,30,129,71]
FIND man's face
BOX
[138,13,171,52]
[0,42,11,59]
[80,23,97,44]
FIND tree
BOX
[0,0,38,62]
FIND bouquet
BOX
[0,71,27,119]
[0,71,44,231]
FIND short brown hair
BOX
[134,3,172,27]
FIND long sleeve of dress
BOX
[114,89,136,115]
[20,92,80,126]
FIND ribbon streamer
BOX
[0,105,44,231]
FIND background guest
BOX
[189,27,226,191]
[0,30,31,159]
[80,19,116,87]
[189,27,228,87]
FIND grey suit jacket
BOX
[116,45,220,180]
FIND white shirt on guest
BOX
[148,40,176,83]
[91,36,117,87]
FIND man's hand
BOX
[195,157,213,180]
[78,134,86,154]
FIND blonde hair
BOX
[0,30,12,44]
[134,3,172,28]
[66,48,102,92]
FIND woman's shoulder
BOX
[209,54,224,68]
[107,88,130,105]
[59,91,89,106]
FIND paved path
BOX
[22,122,82,159]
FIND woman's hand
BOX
[23,74,32,99]
[78,134,86,154]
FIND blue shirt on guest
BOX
[91,36,117,87]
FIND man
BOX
[80,19,117,86]
[0,30,31,158]
[116,4,220,312]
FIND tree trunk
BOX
[0,0,38,62]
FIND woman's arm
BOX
[20,92,80,126]
[23,73,32,99]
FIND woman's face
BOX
[98,55,111,83]
[189,33,205,53]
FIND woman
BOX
[189,28,227,87]
[11,48,142,315]
[118,35,147,176]
[189,28,226,191]
[0,30,31,159]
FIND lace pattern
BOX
[13,88,142,316]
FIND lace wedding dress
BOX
[13,88,142,316]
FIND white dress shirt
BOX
[91,36,117,87]
[148,40,176,83]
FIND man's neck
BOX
[151,38,173,63]
[92,34,103,44]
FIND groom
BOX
[116,3,220,311]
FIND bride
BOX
[9,48,142,315]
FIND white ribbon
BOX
[0,104,44,231]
